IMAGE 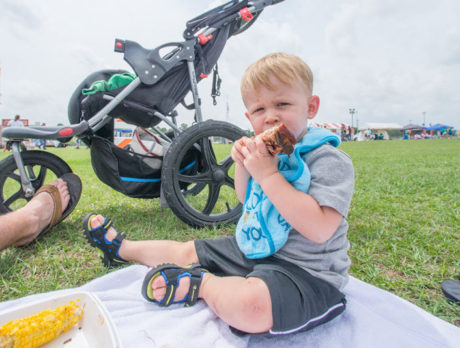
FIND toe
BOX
[53,178,70,212]
[90,215,118,242]
[151,272,191,303]
[90,215,105,229]
[151,276,167,302]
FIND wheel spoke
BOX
[7,172,21,183]
[32,166,47,189]
[182,182,207,196]
[177,171,213,185]
[200,137,217,169]
[220,155,234,172]
[202,183,222,215]
[4,190,25,208]
[223,175,235,188]
[26,165,37,180]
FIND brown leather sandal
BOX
[34,184,62,230]
[34,173,82,238]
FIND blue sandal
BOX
[82,213,129,268]
[141,263,208,307]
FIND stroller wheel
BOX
[161,120,247,228]
[0,151,72,214]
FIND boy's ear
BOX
[307,95,320,119]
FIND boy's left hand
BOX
[241,136,278,183]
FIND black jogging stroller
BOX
[0,0,285,227]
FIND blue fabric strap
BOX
[235,127,340,259]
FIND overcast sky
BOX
[1,0,459,130]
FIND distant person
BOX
[7,115,24,127]
[365,128,372,140]
[39,122,47,149]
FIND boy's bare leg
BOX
[90,216,273,333]
[0,179,70,250]
[161,274,273,333]
[89,215,199,267]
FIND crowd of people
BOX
[404,128,454,140]
[338,125,355,142]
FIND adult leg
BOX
[0,179,70,250]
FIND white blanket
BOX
[1,265,458,348]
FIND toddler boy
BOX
[84,52,354,335]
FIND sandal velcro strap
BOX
[113,232,126,245]
[160,274,179,307]
[101,218,113,231]
[142,263,208,308]
[185,268,206,307]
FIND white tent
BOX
[356,122,403,140]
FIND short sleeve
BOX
[304,145,354,217]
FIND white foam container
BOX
[0,291,123,348]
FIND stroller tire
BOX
[161,120,247,228]
[0,151,72,214]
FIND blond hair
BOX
[241,52,313,97]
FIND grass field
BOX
[0,139,459,327]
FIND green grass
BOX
[0,139,459,327]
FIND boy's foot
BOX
[151,271,191,303]
[90,215,119,243]
[142,264,208,307]
[83,213,129,268]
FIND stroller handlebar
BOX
[184,0,286,40]
[1,121,90,141]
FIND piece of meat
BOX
[259,124,297,155]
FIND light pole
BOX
[349,108,357,128]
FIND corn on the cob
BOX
[0,300,83,348]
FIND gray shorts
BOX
[194,236,346,335]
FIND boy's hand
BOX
[231,136,250,166]
[241,136,278,183]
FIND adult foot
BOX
[13,178,70,246]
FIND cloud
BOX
[0,0,459,129]
[0,0,42,37]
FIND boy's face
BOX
[243,77,319,138]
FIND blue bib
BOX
[235,127,340,259]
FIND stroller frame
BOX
[0,0,285,228]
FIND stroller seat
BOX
[69,24,231,133]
